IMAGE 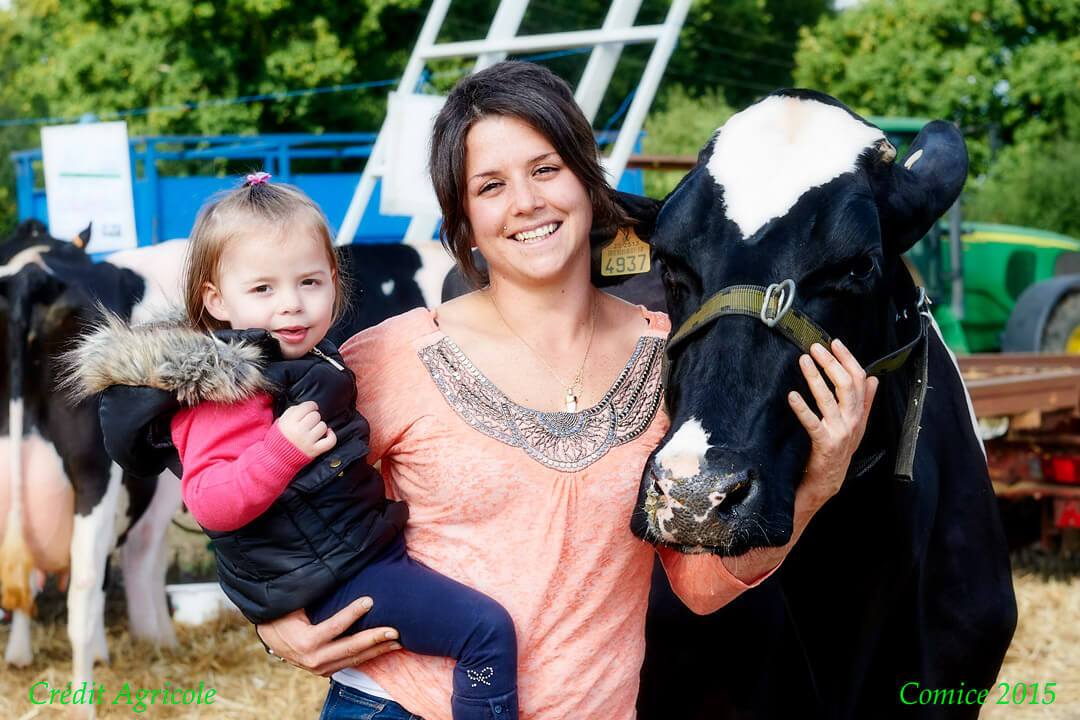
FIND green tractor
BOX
[874,117,1080,354]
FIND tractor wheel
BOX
[1040,292,1080,353]
[1003,276,1080,353]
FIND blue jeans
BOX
[319,682,424,720]
[307,538,518,720]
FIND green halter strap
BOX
[666,282,930,481]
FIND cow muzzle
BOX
[644,450,767,554]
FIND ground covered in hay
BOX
[1,534,1078,718]
[982,569,1080,719]
[0,614,328,718]
[0,519,329,718]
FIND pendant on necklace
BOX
[565,389,578,413]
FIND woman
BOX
[257,61,877,720]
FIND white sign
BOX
[41,121,138,253]
[380,92,446,217]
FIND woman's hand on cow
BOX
[255,597,402,676]
[787,339,878,513]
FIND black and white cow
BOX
[329,241,437,344]
[0,226,181,714]
[0,222,448,687]
[628,90,1016,718]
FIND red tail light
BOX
[1042,456,1080,484]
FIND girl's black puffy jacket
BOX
[70,316,408,624]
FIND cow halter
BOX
[666,282,931,481]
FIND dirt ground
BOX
[1,521,1077,718]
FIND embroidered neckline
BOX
[417,333,666,472]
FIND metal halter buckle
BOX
[760,279,796,328]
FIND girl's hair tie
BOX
[245,171,272,187]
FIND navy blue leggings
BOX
[307,539,518,720]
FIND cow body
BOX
[330,242,436,344]
[633,91,1015,718]
[0,434,73,573]
[0,229,180,711]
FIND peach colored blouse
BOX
[337,306,758,720]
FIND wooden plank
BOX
[955,354,1080,418]
[963,369,1080,417]
[994,481,1080,500]
[959,353,1080,372]
[626,154,696,171]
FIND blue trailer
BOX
[11,133,644,247]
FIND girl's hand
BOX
[256,597,402,676]
[277,400,337,458]
[787,339,879,512]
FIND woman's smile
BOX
[507,221,563,249]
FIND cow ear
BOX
[590,191,662,289]
[612,190,662,241]
[871,120,968,256]
[73,223,92,249]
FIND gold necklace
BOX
[488,290,597,412]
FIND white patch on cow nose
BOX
[707,95,886,239]
[381,279,395,296]
[657,418,713,477]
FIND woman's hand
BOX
[787,339,879,514]
[256,597,402,676]
[723,339,877,586]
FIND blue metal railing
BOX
[11,132,643,247]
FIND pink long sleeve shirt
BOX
[330,307,768,720]
[171,394,312,532]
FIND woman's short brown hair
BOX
[183,180,347,332]
[429,61,630,288]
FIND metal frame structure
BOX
[335,0,691,246]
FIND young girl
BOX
[71,174,519,720]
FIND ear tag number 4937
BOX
[601,228,651,277]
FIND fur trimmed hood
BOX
[64,309,275,405]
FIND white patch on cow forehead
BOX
[707,95,885,239]
[656,417,713,477]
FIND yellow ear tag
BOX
[600,227,651,277]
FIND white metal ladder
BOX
[335,0,691,246]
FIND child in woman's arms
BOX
[68,174,518,720]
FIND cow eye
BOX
[848,255,876,280]
[661,267,683,301]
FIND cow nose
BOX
[707,467,756,516]
[704,450,760,516]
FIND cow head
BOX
[632,89,967,555]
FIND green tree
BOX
[3,0,430,136]
[966,140,1080,238]
[0,0,830,237]
[0,10,35,235]
[793,0,1080,235]
[642,84,733,197]
[0,0,436,236]
[670,0,831,108]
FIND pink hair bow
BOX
[245,171,272,186]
